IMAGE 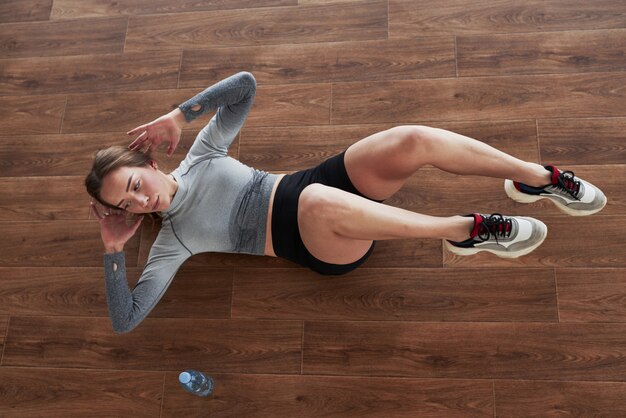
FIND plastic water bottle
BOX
[178,370,214,397]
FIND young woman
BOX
[86,72,606,333]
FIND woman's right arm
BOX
[127,71,257,158]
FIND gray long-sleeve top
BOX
[103,72,278,333]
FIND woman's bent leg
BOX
[298,183,474,264]
[344,125,552,201]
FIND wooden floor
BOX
[1,0,625,416]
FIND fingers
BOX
[90,202,104,220]
[127,124,148,136]
[131,215,144,233]
[128,130,148,151]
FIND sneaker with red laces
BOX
[445,213,547,258]
[504,166,606,216]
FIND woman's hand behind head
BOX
[90,202,143,253]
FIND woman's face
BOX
[99,163,173,214]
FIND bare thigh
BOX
[344,125,427,201]
[297,184,374,265]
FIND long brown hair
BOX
[85,145,161,222]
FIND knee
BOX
[298,184,346,226]
[389,125,438,155]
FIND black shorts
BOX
[271,151,380,275]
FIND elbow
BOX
[111,319,138,334]
[238,71,257,93]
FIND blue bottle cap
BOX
[179,372,191,384]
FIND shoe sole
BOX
[444,219,548,259]
[504,180,604,216]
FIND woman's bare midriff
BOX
[264,174,285,257]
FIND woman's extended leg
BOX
[343,125,551,201]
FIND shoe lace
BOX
[477,213,512,243]
[555,170,581,200]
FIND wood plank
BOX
[0,130,201,177]
[3,316,302,373]
[538,117,626,165]
[180,37,455,87]
[389,0,626,37]
[0,266,232,318]
[125,0,387,52]
[557,268,626,323]
[62,83,330,133]
[444,215,626,268]
[0,0,52,23]
[0,319,4,371]
[457,29,626,76]
[0,221,140,267]
[0,17,127,58]
[0,367,163,417]
[495,380,626,416]
[232,267,557,321]
[0,52,181,96]
[366,239,442,268]
[0,94,65,134]
[303,321,626,380]
[162,373,494,417]
[331,73,626,124]
[240,120,539,171]
[0,176,98,220]
[0,315,7,354]
[51,0,296,19]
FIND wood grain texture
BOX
[0,0,52,23]
[0,131,199,177]
[0,367,163,417]
[162,373,494,417]
[538,118,626,165]
[0,176,98,220]
[331,73,626,124]
[144,266,233,319]
[3,316,302,373]
[303,321,626,380]
[0,266,232,318]
[232,267,557,321]
[0,315,7,355]
[0,94,65,134]
[51,0,297,19]
[495,380,626,416]
[390,0,626,37]
[240,120,539,171]
[444,216,626,268]
[0,221,140,267]
[1,1,624,414]
[457,29,626,76]
[557,268,626,323]
[0,52,181,95]
[62,83,330,133]
[180,37,455,87]
[0,17,126,58]
[125,0,387,52]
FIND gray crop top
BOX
[103,72,278,333]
